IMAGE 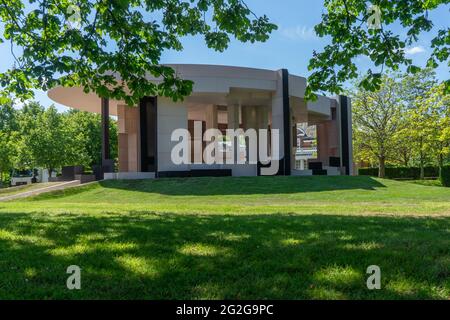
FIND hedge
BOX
[358,167,440,179]
[440,166,450,187]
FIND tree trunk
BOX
[402,152,409,167]
[438,153,444,179]
[419,154,425,180]
[419,138,425,180]
[378,156,386,178]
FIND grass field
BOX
[406,179,443,187]
[0,176,448,299]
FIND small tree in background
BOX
[392,129,414,167]
[24,105,67,174]
[351,75,404,178]
[65,110,118,167]
[0,100,19,186]
[404,83,450,179]
[0,131,17,186]
[4,102,119,176]
[19,104,90,174]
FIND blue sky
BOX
[0,0,448,111]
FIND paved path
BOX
[0,180,81,202]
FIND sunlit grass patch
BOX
[115,256,160,278]
[0,176,449,299]
[280,238,304,246]
[342,242,383,251]
[178,243,232,257]
[314,265,363,288]
[49,242,137,257]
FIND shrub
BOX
[359,167,440,179]
[440,166,450,187]
[424,166,440,178]
[358,168,379,177]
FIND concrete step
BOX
[104,172,156,180]
[324,166,341,176]
[292,170,313,176]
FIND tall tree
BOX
[392,129,414,167]
[0,131,17,186]
[351,75,404,178]
[0,100,19,132]
[307,0,449,100]
[24,105,63,173]
[0,0,276,104]
[21,104,90,173]
[404,83,450,178]
[15,101,45,170]
[400,68,438,104]
[396,70,449,179]
[0,99,19,185]
[392,69,438,169]
[65,110,118,166]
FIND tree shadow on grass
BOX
[97,175,387,196]
[0,211,448,299]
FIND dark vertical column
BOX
[153,97,158,176]
[282,69,291,175]
[340,95,350,175]
[101,97,110,163]
[139,98,148,172]
[99,97,113,178]
[139,97,158,175]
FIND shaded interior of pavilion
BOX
[98,88,342,177]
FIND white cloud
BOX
[280,26,318,41]
[405,46,426,55]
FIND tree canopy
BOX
[0,1,448,103]
[0,0,277,105]
[0,99,118,185]
[351,74,405,177]
[351,69,450,178]
[307,0,449,100]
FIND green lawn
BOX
[0,176,448,299]
[406,179,443,187]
